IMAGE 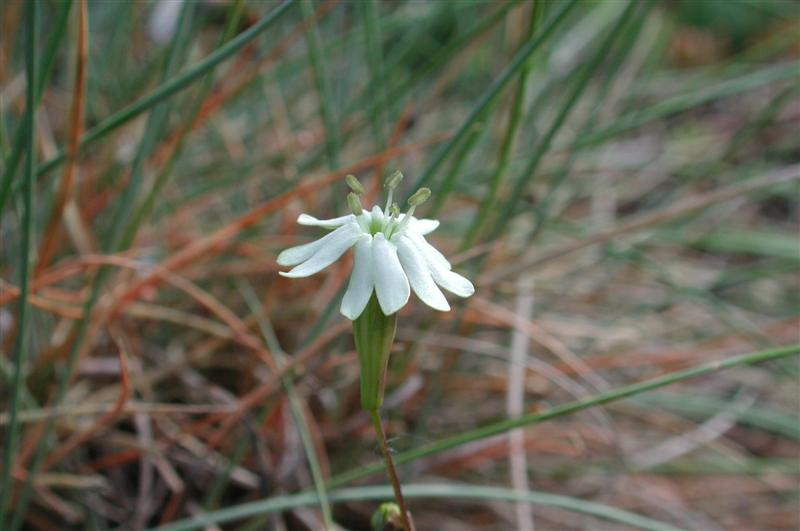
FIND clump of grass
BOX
[0,1,798,529]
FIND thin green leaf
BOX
[153,483,683,531]
[0,1,37,524]
[329,344,800,487]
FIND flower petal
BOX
[407,234,474,298]
[297,213,354,229]
[396,235,449,312]
[277,230,338,267]
[372,233,410,315]
[279,222,361,277]
[405,231,452,271]
[395,214,439,235]
[410,217,439,235]
[430,266,474,298]
[340,236,375,320]
[355,210,372,233]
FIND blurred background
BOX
[1,0,799,529]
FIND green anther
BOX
[345,174,365,195]
[347,192,364,216]
[407,187,431,206]
[385,170,403,189]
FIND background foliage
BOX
[1,0,798,529]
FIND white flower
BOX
[277,180,474,320]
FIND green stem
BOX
[353,295,397,411]
[369,409,414,531]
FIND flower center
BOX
[370,216,386,235]
[344,172,431,239]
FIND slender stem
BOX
[0,1,36,525]
[369,409,414,531]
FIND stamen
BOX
[347,192,364,216]
[393,188,432,236]
[407,187,431,206]
[346,174,365,195]
[385,170,403,189]
[384,170,403,214]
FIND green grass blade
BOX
[0,0,72,219]
[120,0,247,246]
[8,5,204,528]
[359,0,387,149]
[236,279,334,529]
[409,0,580,198]
[461,1,544,248]
[0,1,37,525]
[635,392,800,440]
[376,0,519,122]
[572,61,800,149]
[110,0,196,250]
[660,228,800,260]
[300,0,339,169]
[34,0,296,180]
[429,121,484,217]
[295,1,517,177]
[153,483,682,531]
[203,283,347,510]
[328,344,800,487]
[491,0,640,237]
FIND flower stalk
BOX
[353,295,414,529]
[352,294,397,411]
[278,172,473,531]
[369,409,414,531]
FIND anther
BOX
[347,192,364,216]
[346,174,365,195]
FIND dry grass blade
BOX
[35,0,88,274]
[40,336,131,470]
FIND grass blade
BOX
[0,0,72,219]
[409,0,580,198]
[300,0,339,169]
[33,0,296,180]
[572,61,800,149]
[154,483,683,531]
[491,0,640,237]
[328,344,800,487]
[0,1,37,524]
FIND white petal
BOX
[396,214,439,235]
[430,267,474,298]
[277,228,342,267]
[408,234,474,298]
[340,236,375,320]
[355,210,372,233]
[372,233,410,315]
[405,231,452,271]
[410,217,439,235]
[369,205,386,231]
[297,213,354,229]
[279,223,361,278]
[396,235,449,312]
